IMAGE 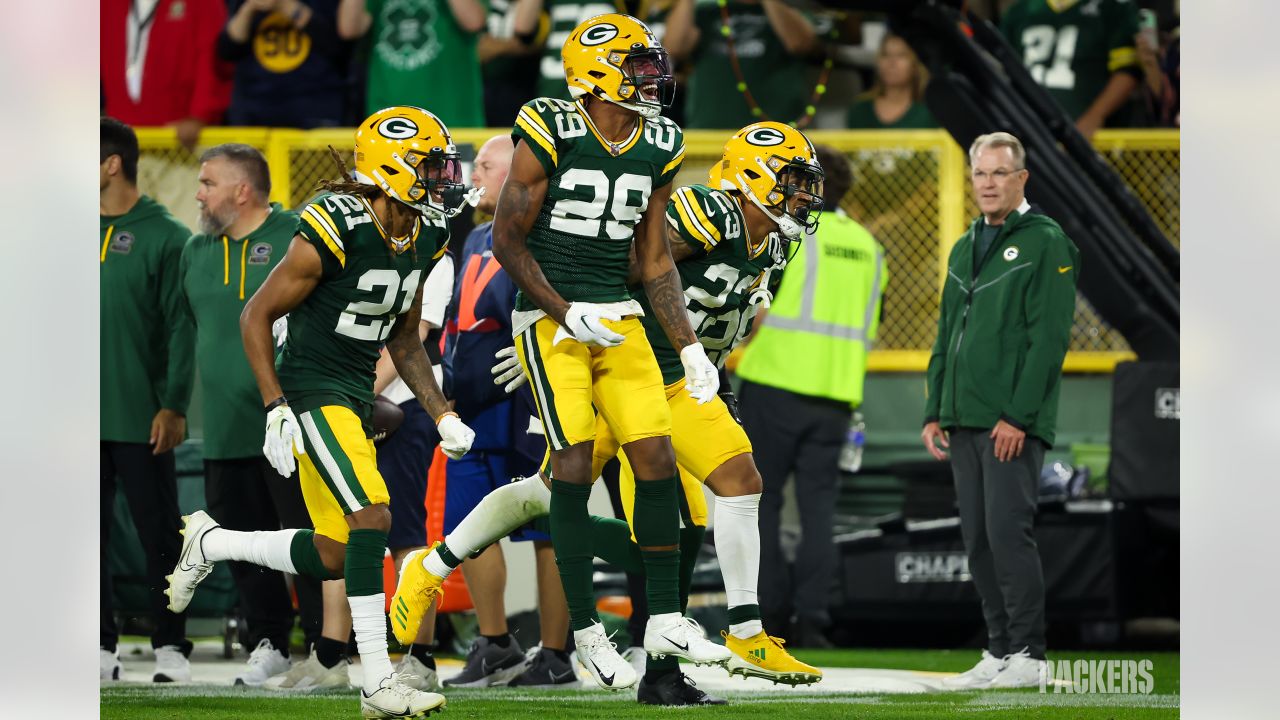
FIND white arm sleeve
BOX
[421,254,455,329]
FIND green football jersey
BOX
[278,192,448,412]
[1001,0,1139,120]
[511,97,685,311]
[535,0,625,100]
[640,184,784,384]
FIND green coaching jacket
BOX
[181,204,295,459]
[924,202,1079,447]
[100,196,195,443]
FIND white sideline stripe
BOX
[299,411,363,512]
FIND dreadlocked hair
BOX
[314,145,417,262]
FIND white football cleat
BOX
[644,615,732,666]
[234,638,291,687]
[360,673,446,718]
[166,511,219,613]
[393,654,441,691]
[153,645,191,683]
[942,649,1006,690]
[100,648,121,681]
[987,649,1047,689]
[267,653,352,692]
[573,622,637,690]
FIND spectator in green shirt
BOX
[664,0,820,129]
[337,0,487,128]
[846,33,936,130]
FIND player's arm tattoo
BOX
[386,287,451,420]
[643,265,697,349]
[637,183,698,349]
[492,142,569,323]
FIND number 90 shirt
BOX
[277,192,448,414]
[511,97,685,314]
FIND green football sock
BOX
[289,530,341,580]
[588,515,644,573]
[645,525,707,678]
[551,480,599,631]
[632,475,681,616]
[344,529,388,597]
[678,525,705,614]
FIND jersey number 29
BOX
[550,170,652,240]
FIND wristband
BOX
[264,396,289,412]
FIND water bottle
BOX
[839,412,866,473]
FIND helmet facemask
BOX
[746,158,824,241]
[401,148,467,220]
[612,48,675,118]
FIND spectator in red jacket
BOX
[101,0,232,148]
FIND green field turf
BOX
[100,649,1180,720]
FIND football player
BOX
[391,13,727,691]
[401,122,829,703]
[166,106,476,719]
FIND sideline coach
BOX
[922,132,1078,688]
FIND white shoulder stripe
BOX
[676,189,716,246]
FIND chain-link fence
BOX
[133,127,1178,371]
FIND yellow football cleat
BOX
[389,543,446,646]
[722,630,823,686]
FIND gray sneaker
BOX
[506,646,582,689]
[442,635,526,687]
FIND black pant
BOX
[739,380,848,628]
[205,457,324,653]
[101,442,189,653]
[948,428,1047,659]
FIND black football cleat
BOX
[636,671,728,706]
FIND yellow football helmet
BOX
[562,13,674,119]
[715,122,824,241]
[353,106,466,220]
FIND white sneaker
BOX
[643,614,732,666]
[393,654,441,691]
[267,653,352,692]
[360,673,446,719]
[165,511,219,613]
[988,649,1047,689]
[620,646,647,679]
[943,650,1006,690]
[234,638,292,687]
[153,645,191,683]
[573,622,638,690]
[101,648,121,681]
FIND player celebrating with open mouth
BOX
[395,122,829,701]
[166,106,476,719]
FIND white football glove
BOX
[264,404,306,477]
[437,413,475,460]
[553,303,626,347]
[680,343,720,405]
[491,345,528,394]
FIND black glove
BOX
[717,366,742,425]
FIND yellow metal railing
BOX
[133,127,1176,373]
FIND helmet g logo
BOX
[377,117,420,140]
[581,23,619,46]
[745,127,786,147]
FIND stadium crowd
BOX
[102,0,1180,142]
[100,0,1179,713]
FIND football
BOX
[370,395,404,443]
